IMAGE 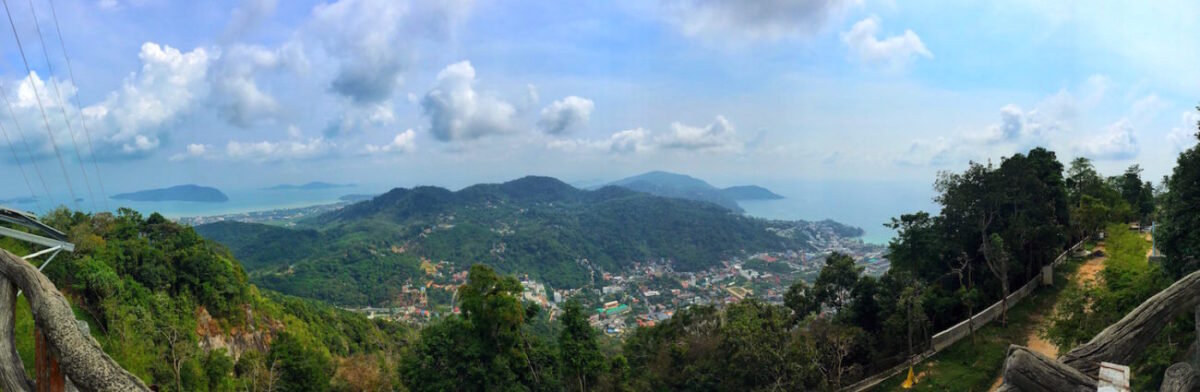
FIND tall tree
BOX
[813,253,862,314]
[982,233,1013,326]
[558,300,603,391]
[1158,105,1200,278]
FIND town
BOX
[343,226,886,336]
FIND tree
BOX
[885,211,944,282]
[784,280,817,322]
[1066,157,1103,207]
[806,317,863,390]
[268,332,333,392]
[982,233,1013,326]
[400,264,555,391]
[1158,105,1200,278]
[201,349,235,392]
[558,300,602,391]
[813,253,862,314]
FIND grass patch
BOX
[872,255,1085,392]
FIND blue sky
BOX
[0,0,1198,200]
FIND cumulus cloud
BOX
[1075,119,1138,160]
[212,43,306,127]
[972,103,1066,149]
[656,115,743,153]
[365,129,416,154]
[309,0,473,104]
[547,127,652,154]
[656,0,859,43]
[225,137,333,162]
[538,96,594,135]
[169,143,212,161]
[1168,109,1200,152]
[2,43,210,161]
[421,61,521,142]
[842,16,931,69]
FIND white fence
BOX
[840,239,1087,392]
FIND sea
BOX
[5,180,938,245]
[3,185,388,221]
[737,180,940,245]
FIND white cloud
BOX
[421,61,521,142]
[225,137,332,162]
[309,0,474,104]
[97,0,118,10]
[842,16,931,69]
[547,127,652,154]
[1075,119,1138,160]
[1168,109,1200,152]
[365,129,416,154]
[169,143,212,161]
[655,0,860,43]
[538,96,594,135]
[212,43,306,127]
[5,43,211,161]
[656,115,743,153]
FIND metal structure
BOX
[0,206,73,271]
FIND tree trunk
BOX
[1160,362,1196,392]
[0,277,34,391]
[0,249,149,392]
[1061,266,1200,376]
[1001,345,1096,392]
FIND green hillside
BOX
[197,176,857,306]
[4,208,411,391]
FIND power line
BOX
[1,0,79,211]
[0,114,42,212]
[25,0,95,212]
[45,0,108,211]
[0,84,54,207]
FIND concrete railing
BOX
[839,239,1087,392]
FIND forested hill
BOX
[19,208,410,391]
[196,176,862,305]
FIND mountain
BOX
[267,181,353,190]
[196,175,857,306]
[721,185,784,200]
[34,209,408,390]
[111,184,228,202]
[605,171,784,212]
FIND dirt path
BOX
[988,243,1105,391]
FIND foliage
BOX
[11,208,409,391]
[1158,106,1200,278]
[558,300,603,391]
[400,264,560,392]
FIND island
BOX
[604,171,785,212]
[111,184,228,202]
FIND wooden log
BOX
[0,277,34,391]
[1062,267,1200,375]
[0,249,148,392]
[1002,345,1097,392]
[1160,362,1196,392]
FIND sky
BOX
[0,0,1198,201]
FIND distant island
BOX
[338,194,377,202]
[604,171,783,212]
[266,181,353,190]
[111,185,228,202]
